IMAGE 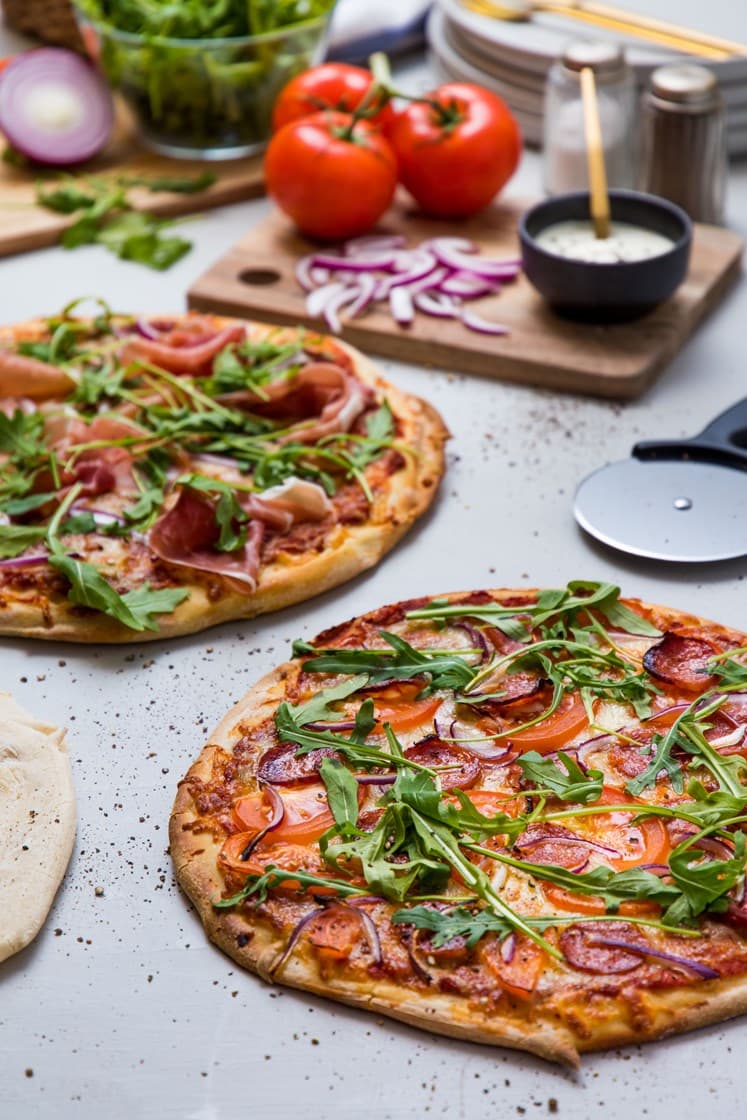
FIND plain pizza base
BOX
[0,693,75,963]
[170,592,747,1065]
[0,318,448,643]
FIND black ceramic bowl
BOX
[519,190,692,322]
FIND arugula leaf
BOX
[664,833,746,925]
[0,410,46,460]
[47,538,188,631]
[300,630,476,694]
[707,650,747,688]
[0,523,46,558]
[71,362,126,408]
[408,580,661,639]
[283,675,369,726]
[118,583,190,629]
[364,401,394,444]
[214,865,365,909]
[625,728,685,796]
[275,703,435,775]
[319,759,359,830]
[391,904,514,948]
[0,491,55,516]
[518,750,604,803]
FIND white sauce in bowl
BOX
[534,220,676,264]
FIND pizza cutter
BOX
[573,397,747,562]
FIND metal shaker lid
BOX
[561,40,626,77]
[650,64,721,110]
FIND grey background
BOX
[1,9,746,1118]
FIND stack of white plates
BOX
[428,0,747,153]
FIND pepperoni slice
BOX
[404,736,481,790]
[643,632,717,692]
[472,672,547,717]
[416,930,472,965]
[256,742,340,786]
[560,923,643,974]
[514,823,595,870]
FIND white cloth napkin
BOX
[327,0,431,59]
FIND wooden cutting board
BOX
[0,100,265,258]
[187,199,743,399]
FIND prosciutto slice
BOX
[220,363,371,444]
[120,323,246,376]
[0,350,75,400]
[242,477,332,533]
[148,487,264,592]
[43,414,141,497]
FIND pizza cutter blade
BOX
[574,397,747,562]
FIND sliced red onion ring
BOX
[71,504,126,527]
[518,833,620,859]
[356,773,397,785]
[694,836,735,861]
[453,620,490,662]
[345,273,378,319]
[0,553,50,570]
[500,932,516,963]
[588,937,720,980]
[0,48,114,166]
[643,703,689,723]
[461,308,509,336]
[313,251,398,271]
[135,316,162,341]
[413,292,458,319]
[338,902,382,965]
[306,719,357,732]
[305,281,347,319]
[271,907,326,975]
[435,718,516,762]
[441,274,500,299]
[239,785,285,860]
[390,287,415,327]
[345,234,407,255]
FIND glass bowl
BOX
[73,8,335,159]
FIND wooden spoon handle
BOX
[579,66,610,240]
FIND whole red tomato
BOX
[265,111,398,240]
[271,63,394,133]
[388,83,521,218]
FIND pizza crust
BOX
[0,693,75,963]
[0,319,447,643]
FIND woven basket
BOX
[2,0,84,51]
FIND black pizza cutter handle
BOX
[632,397,747,470]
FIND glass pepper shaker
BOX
[543,40,636,196]
[639,64,727,225]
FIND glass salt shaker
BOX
[639,64,727,225]
[543,40,636,196]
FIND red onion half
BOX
[0,49,114,166]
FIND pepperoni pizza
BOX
[171,584,747,1064]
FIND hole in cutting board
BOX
[238,268,281,286]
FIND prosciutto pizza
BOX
[0,305,446,642]
[171,583,747,1065]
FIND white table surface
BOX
[2,18,747,1120]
